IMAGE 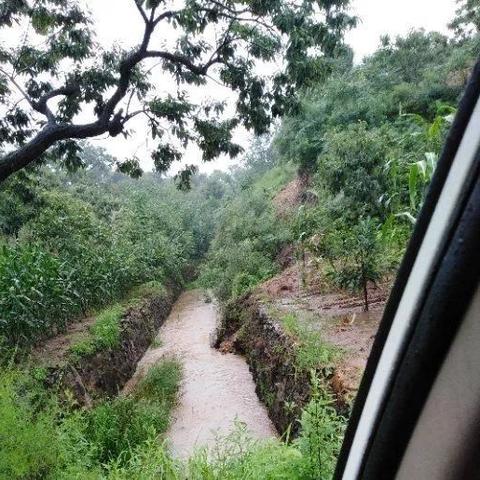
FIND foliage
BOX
[293,375,346,479]
[126,281,166,304]
[0,359,181,479]
[185,422,306,480]
[0,147,220,346]
[132,358,182,404]
[0,360,348,480]
[268,27,479,299]
[450,0,480,38]
[84,360,181,466]
[69,304,125,360]
[0,243,75,344]
[0,0,356,183]
[326,219,383,310]
[199,168,292,300]
[0,370,61,480]
[0,11,478,480]
[276,29,475,172]
[318,123,393,222]
[281,313,340,371]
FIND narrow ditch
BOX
[124,289,277,458]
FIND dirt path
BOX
[124,289,277,458]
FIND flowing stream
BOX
[124,289,277,458]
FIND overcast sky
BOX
[85,0,458,174]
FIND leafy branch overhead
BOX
[0,0,355,182]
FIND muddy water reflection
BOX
[125,290,277,458]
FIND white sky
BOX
[16,0,462,174]
[346,0,457,62]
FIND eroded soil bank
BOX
[125,289,277,458]
[32,287,178,404]
[216,267,387,436]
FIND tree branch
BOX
[0,0,284,183]
[32,84,80,123]
[153,9,179,26]
[145,50,223,75]
[0,119,110,182]
[0,66,34,110]
[133,0,149,23]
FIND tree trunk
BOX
[362,264,369,312]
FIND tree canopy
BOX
[0,0,355,183]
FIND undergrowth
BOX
[0,359,182,480]
[280,313,340,371]
[0,358,344,480]
[69,281,166,359]
[126,281,166,305]
[69,304,125,359]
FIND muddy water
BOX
[124,289,277,458]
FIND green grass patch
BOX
[75,358,182,469]
[281,313,340,371]
[0,370,61,480]
[90,304,124,349]
[133,359,182,404]
[0,358,183,479]
[126,281,165,306]
[252,162,296,196]
[68,281,166,360]
[150,337,163,348]
[69,304,124,360]
[68,338,96,358]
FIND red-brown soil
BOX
[273,177,305,217]
[258,262,390,405]
[32,315,97,367]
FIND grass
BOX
[0,370,61,480]
[69,304,125,360]
[0,358,183,480]
[280,313,340,371]
[84,359,182,466]
[252,162,296,196]
[133,359,182,404]
[69,281,165,360]
[151,337,163,348]
[126,281,166,306]
[0,284,345,479]
[0,358,346,480]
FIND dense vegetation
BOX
[0,1,479,479]
[199,141,296,300]
[0,359,182,479]
[202,26,480,309]
[1,360,345,479]
[0,144,222,346]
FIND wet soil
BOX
[124,290,277,458]
[32,291,177,405]
[258,263,390,403]
[32,316,97,367]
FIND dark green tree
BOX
[0,0,355,183]
[450,0,480,39]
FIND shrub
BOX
[0,359,182,479]
[281,314,340,371]
[199,183,291,301]
[90,305,125,350]
[69,304,125,359]
[293,376,346,479]
[0,370,61,479]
